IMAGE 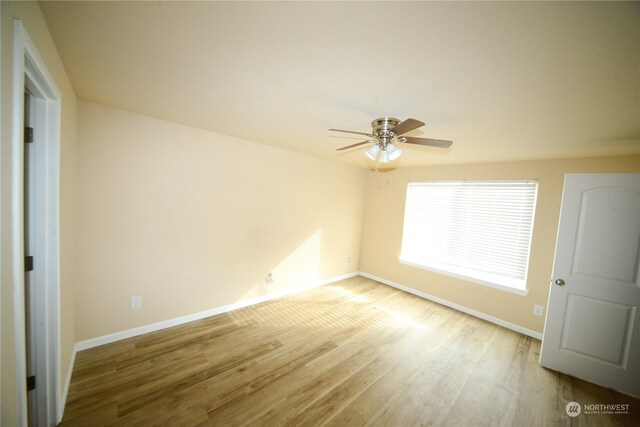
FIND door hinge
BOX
[24,126,34,143]
[27,375,35,391]
[25,255,34,272]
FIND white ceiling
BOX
[40,1,640,168]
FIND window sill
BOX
[399,257,530,296]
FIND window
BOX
[399,181,538,295]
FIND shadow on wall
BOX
[238,229,324,302]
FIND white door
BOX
[540,173,640,397]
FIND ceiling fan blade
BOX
[329,128,374,137]
[336,140,373,151]
[391,118,425,136]
[402,136,453,148]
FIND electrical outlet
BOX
[131,296,142,309]
[348,257,351,264]
[266,273,274,285]
[533,304,544,317]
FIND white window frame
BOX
[399,180,538,296]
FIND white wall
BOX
[360,156,640,334]
[74,100,366,341]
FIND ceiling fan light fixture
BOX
[379,149,390,163]
[365,144,380,160]
[386,143,402,160]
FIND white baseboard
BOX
[58,343,77,424]
[358,271,543,340]
[75,272,359,351]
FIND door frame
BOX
[11,18,62,425]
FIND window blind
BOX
[400,181,538,291]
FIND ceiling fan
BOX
[330,117,453,163]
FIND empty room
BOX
[1,1,639,426]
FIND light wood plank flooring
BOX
[61,277,640,426]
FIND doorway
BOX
[11,19,63,426]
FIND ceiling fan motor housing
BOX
[372,117,400,147]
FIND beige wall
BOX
[74,100,366,341]
[360,156,640,334]
[1,1,77,424]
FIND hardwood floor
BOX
[61,277,639,426]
